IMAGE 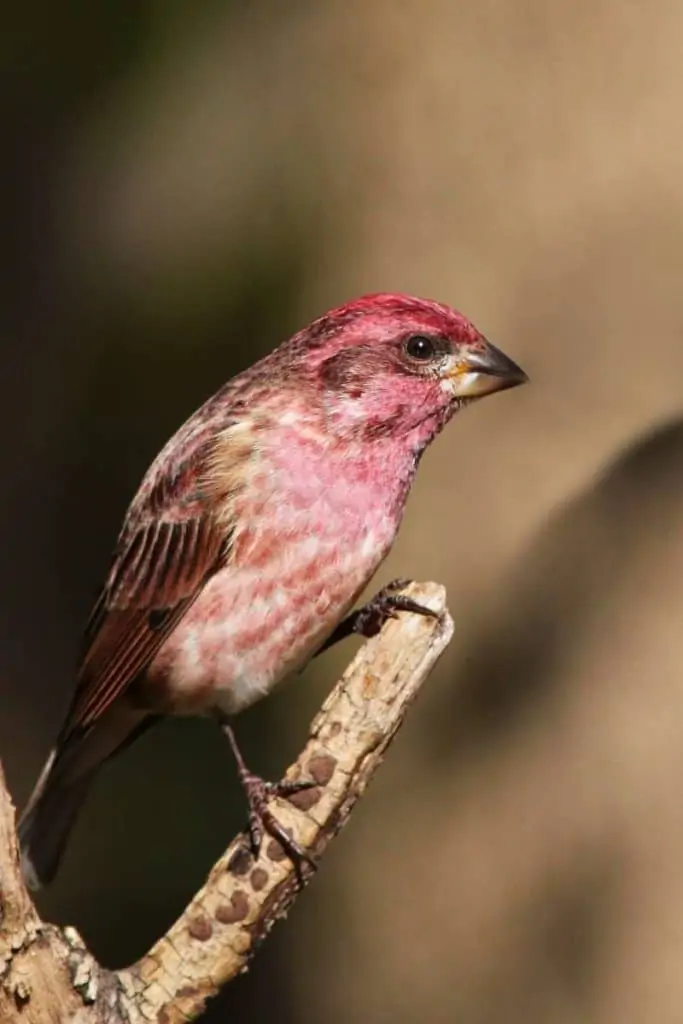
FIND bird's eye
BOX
[404,335,438,361]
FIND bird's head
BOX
[292,293,527,448]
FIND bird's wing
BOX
[60,419,256,739]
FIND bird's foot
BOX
[217,716,317,875]
[351,578,439,638]
[239,771,317,871]
[317,578,439,654]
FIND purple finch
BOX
[19,292,527,886]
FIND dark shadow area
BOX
[0,6,318,1022]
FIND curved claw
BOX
[216,716,318,879]
[354,583,439,638]
[242,771,317,873]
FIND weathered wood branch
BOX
[0,581,453,1023]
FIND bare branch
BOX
[0,581,453,1023]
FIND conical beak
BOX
[447,340,528,398]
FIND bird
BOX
[18,292,527,887]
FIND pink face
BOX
[299,293,528,442]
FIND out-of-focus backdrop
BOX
[3,3,683,1022]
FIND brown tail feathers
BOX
[19,705,152,888]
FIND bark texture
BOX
[0,581,453,1023]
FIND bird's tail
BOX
[18,704,152,889]
[18,750,96,889]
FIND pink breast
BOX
[146,418,408,716]
[147,516,394,716]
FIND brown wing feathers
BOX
[61,421,256,739]
[69,517,227,731]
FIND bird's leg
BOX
[318,578,439,654]
[215,712,317,872]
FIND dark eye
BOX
[404,335,437,361]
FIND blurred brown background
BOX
[3,2,683,1022]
